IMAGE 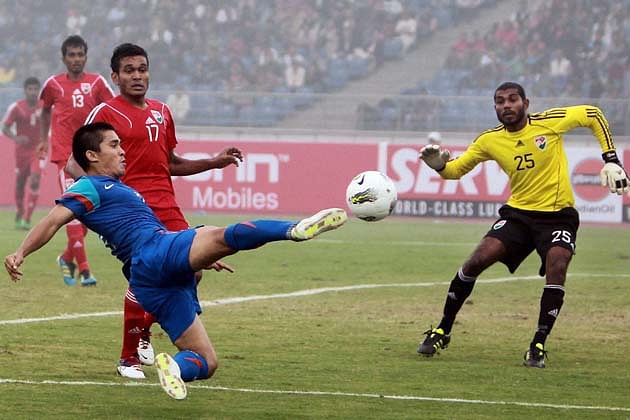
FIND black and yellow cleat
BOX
[524,343,547,368]
[418,327,451,357]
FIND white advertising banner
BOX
[567,147,623,223]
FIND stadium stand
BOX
[0,0,496,127]
[361,0,630,134]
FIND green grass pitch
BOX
[1,209,629,419]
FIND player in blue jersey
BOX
[4,122,347,400]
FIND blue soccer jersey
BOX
[56,175,165,263]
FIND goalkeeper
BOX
[417,81,629,368]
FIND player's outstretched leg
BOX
[290,208,348,241]
[155,353,187,400]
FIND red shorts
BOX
[153,206,189,231]
[15,150,42,178]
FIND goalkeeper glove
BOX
[600,151,630,195]
[419,144,451,171]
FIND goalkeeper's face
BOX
[494,88,528,129]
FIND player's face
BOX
[24,84,40,105]
[494,88,529,130]
[97,130,126,178]
[62,46,87,76]
[112,56,149,100]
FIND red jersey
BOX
[85,95,184,223]
[40,72,114,164]
[2,99,42,153]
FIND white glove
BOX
[600,162,630,195]
[419,144,451,171]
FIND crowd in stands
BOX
[1,0,494,127]
[363,0,630,134]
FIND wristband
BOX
[602,150,620,165]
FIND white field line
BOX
[314,239,478,246]
[0,378,628,412]
[1,273,629,326]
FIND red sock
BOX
[62,223,75,262]
[23,189,39,222]
[121,289,146,360]
[142,311,156,332]
[66,222,90,273]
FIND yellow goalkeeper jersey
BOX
[439,105,616,211]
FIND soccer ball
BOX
[345,171,397,221]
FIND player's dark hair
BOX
[61,35,88,56]
[73,122,116,171]
[110,43,149,73]
[23,77,40,88]
[494,82,526,101]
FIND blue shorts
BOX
[129,228,201,341]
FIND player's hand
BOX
[36,142,48,159]
[213,147,244,168]
[208,260,235,273]
[419,144,451,171]
[4,253,24,282]
[600,162,630,195]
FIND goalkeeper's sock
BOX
[437,268,476,335]
[532,285,565,346]
[224,220,293,250]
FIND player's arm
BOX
[552,105,630,195]
[38,106,51,155]
[4,205,75,282]
[1,105,28,144]
[419,137,489,179]
[65,154,87,179]
[168,147,243,176]
[2,122,28,144]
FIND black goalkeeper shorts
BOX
[484,205,579,276]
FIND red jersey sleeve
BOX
[2,102,18,126]
[94,76,115,103]
[39,77,58,109]
[163,104,178,150]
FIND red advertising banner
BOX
[171,140,377,215]
[0,135,627,223]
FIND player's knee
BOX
[30,174,41,190]
[462,255,488,277]
[545,248,571,282]
[199,350,218,379]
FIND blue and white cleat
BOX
[57,255,77,286]
[290,208,347,241]
[155,353,187,400]
[80,273,97,287]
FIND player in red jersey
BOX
[39,35,114,287]
[2,77,44,230]
[82,43,242,379]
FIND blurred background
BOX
[1,0,629,136]
[1,0,629,223]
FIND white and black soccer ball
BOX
[345,171,397,221]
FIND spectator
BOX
[285,55,306,92]
[166,89,191,123]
